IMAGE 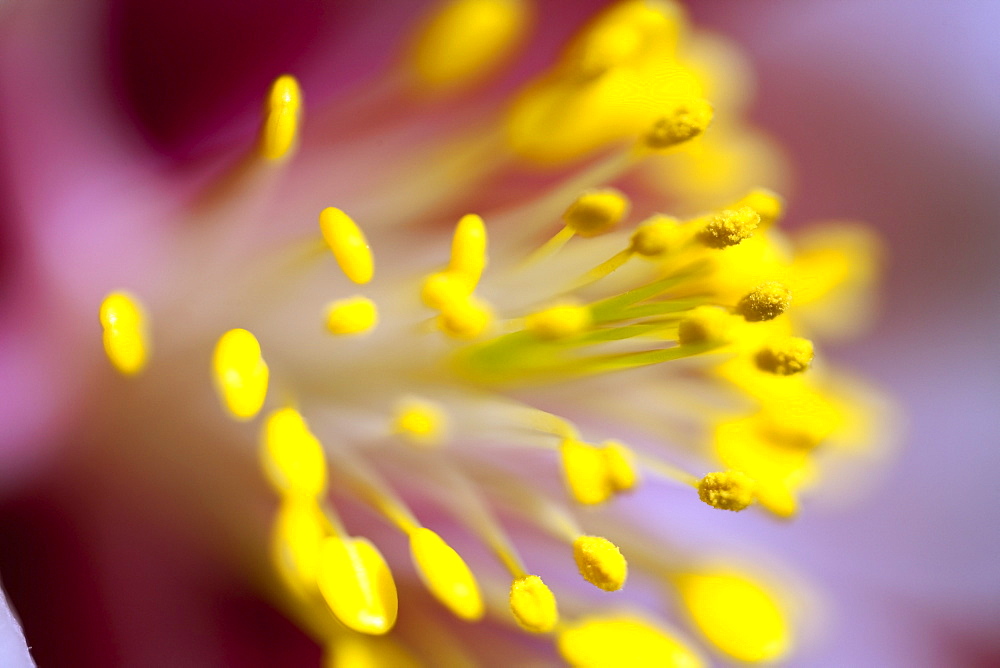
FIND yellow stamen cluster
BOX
[697,471,756,511]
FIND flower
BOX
[1,1,894,665]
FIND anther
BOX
[697,206,760,249]
[697,470,755,511]
[509,575,559,633]
[259,75,302,161]
[755,337,814,375]
[736,189,784,226]
[420,271,473,309]
[560,439,638,506]
[212,328,269,421]
[557,617,705,667]
[642,99,714,150]
[392,398,447,446]
[573,536,627,591]
[437,296,493,339]
[316,536,399,635]
[261,408,328,498]
[409,528,485,621]
[677,305,733,345]
[99,291,149,376]
[563,189,630,238]
[448,213,488,287]
[525,303,592,340]
[325,296,378,335]
[319,207,374,285]
[736,282,792,322]
[629,215,681,257]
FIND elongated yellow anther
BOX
[601,440,638,493]
[557,617,705,668]
[563,189,630,237]
[317,536,398,635]
[325,634,421,668]
[509,575,558,633]
[697,206,760,249]
[573,536,627,591]
[437,296,493,339]
[412,0,529,90]
[99,291,149,376]
[525,303,592,340]
[755,337,815,375]
[448,214,488,288]
[736,189,784,226]
[560,439,638,506]
[420,271,473,309]
[325,296,379,335]
[259,75,302,161]
[212,328,269,420]
[677,306,733,345]
[697,471,755,511]
[737,282,792,322]
[629,215,681,257]
[410,528,485,621]
[392,398,447,446]
[261,408,327,497]
[272,497,328,594]
[319,207,374,285]
[642,99,714,150]
[676,571,790,663]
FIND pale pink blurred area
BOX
[689,1,1000,665]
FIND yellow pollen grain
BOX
[325,296,378,336]
[409,528,485,621]
[642,99,714,150]
[392,398,447,446]
[737,282,792,322]
[212,328,269,421]
[525,303,592,340]
[509,575,558,633]
[316,536,398,636]
[629,215,681,257]
[259,74,302,161]
[755,337,815,375]
[437,296,493,339]
[563,189,630,238]
[677,305,733,345]
[697,471,755,511]
[99,291,149,376]
[573,536,627,592]
[697,206,760,248]
[319,207,374,285]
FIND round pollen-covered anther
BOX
[736,282,792,322]
[642,98,714,150]
[509,575,558,633]
[677,306,732,345]
[573,536,627,591]
[697,206,760,249]
[698,471,756,511]
[755,337,815,375]
[630,215,680,257]
[325,296,378,335]
[563,189,630,237]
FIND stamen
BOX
[697,206,760,249]
[509,574,559,633]
[560,439,638,506]
[697,471,756,511]
[563,188,630,238]
[408,527,485,621]
[258,75,302,161]
[319,207,374,285]
[557,616,705,667]
[677,306,734,345]
[420,271,473,310]
[212,328,269,420]
[448,213,488,288]
[573,536,628,592]
[736,282,792,322]
[260,408,328,498]
[437,295,494,339]
[325,296,379,335]
[317,535,399,635]
[755,337,815,375]
[99,291,149,376]
[641,99,714,150]
[271,496,327,596]
[392,397,447,446]
[734,188,784,227]
[524,303,592,340]
[629,215,681,258]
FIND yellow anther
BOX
[99,291,149,376]
[601,440,639,493]
[697,206,760,249]
[260,408,327,497]
[325,296,378,335]
[737,281,792,322]
[642,99,714,150]
[392,397,447,446]
[259,74,302,161]
[212,328,269,421]
[560,439,638,506]
[420,271,473,310]
[319,207,374,285]
[629,215,681,257]
[563,189,630,238]
[677,305,733,346]
[409,528,485,621]
[557,617,705,668]
[697,471,756,511]
[736,188,784,226]
[411,0,529,91]
[437,296,493,339]
[509,575,558,633]
[317,536,398,635]
[755,337,815,375]
[573,536,627,592]
[570,0,678,76]
[325,634,421,668]
[676,571,790,663]
[525,303,592,340]
[272,496,327,593]
[448,214,488,287]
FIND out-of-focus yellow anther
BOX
[677,306,733,346]
[642,99,714,150]
[409,527,485,621]
[509,575,558,633]
[697,206,760,249]
[601,440,638,493]
[563,189,630,238]
[325,296,378,335]
[411,0,529,90]
[525,303,592,340]
[420,271,473,309]
[629,215,681,257]
[324,634,422,668]
[755,337,815,375]
[697,471,755,511]
[437,296,493,339]
[319,207,374,285]
[560,439,638,506]
[570,0,676,76]
[737,282,792,322]
[557,616,705,668]
[317,536,398,636]
[448,214,488,288]
[392,397,447,446]
[573,536,627,592]
[212,328,269,420]
[736,189,784,226]
[261,408,328,497]
[259,75,302,161]
[99,291,149,376]
[272,497,327,593]
[676,571,790,663]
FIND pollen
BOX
[756,337,815,375]
[99,291,149,376]
[697,471,756,511]
[525,303,592,340]
[677,306,733,346]
[259,75,301,161]
[409,528,485,621]
[509,574,559,633]
[697,206,760,249]
[557,617,705,668]
[317,536,399,635]
[737,282,792,322]
[260,408,328,498]
[319,207,374,285]
[642,99,714,150]
[629,215,681,257]
[392,398,447,446]
[563,189,630,238]
[573,536,627,592]
[212,328,269,421]
[325,296,379,335]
